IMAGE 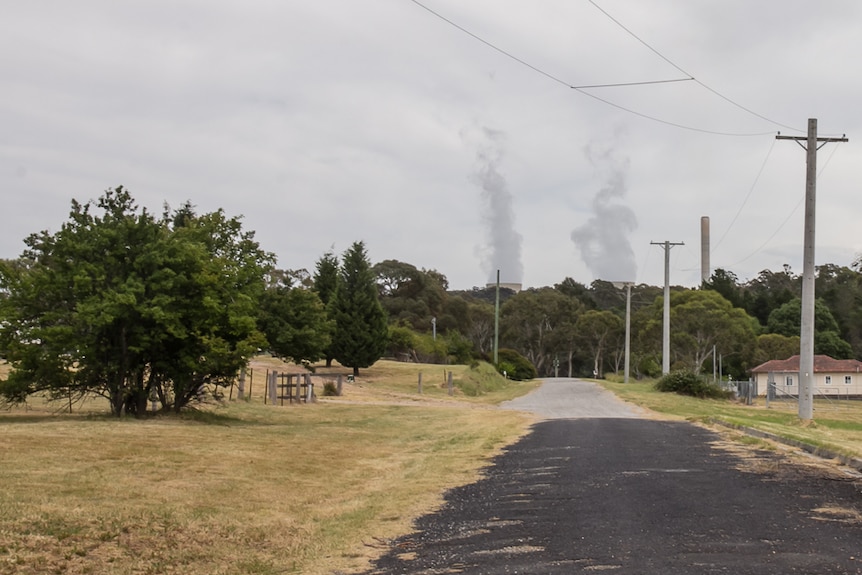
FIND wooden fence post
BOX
[447,371,453,396]
[237,366,246,400]
[268,371,278,406]
[337,374,343,396]
[418,372,423,394]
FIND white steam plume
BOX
[472,127,523,285]
[571,145,637,282]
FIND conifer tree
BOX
[329,241,388,377]
[313,249,339,367]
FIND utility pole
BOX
[493,269,500,365]
[776,119,847,421]
[651,241,684,374]
[612,281,634,383]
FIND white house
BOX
[750,355,862,398]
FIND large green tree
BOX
[372,259,446,332]
[753,333,800,366]
[574,310,623,378]
[258,283,332,367]
[815,264,862,359]
[0,188,272,416]
[766,296,853,358]
[704,268,744,308]
[637,290,756,374]
[500,288,581,376]
[670,290,756,373]
[329,241,388,377]
[742,265,798,326]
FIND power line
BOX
[408,0,574,89]
[711,139,776,253]
[407,0,774,137]
[716,139,843,270]
[572,78,693,89]
[572,88,774,137]
[587,0,804,134]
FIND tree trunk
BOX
[353,365,359,377]
[110,389,124,417]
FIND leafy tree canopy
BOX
[0,187,273,416]
[258,283,332,367]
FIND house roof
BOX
[750,355,862,374]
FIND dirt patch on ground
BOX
[704,425,862,483]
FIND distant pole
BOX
[712,345,717,383]
[651,241,684,374]
[612,281,634,383]
[493,269,500,365]
[431,316,437,341]
[700,216,710,285]
[776,119,847,421]
[624,282,632,384]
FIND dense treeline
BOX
[371,261,862,381]
[2,188,861,414]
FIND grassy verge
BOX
[600,379,862,460]
[0,359,531,575]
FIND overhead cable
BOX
[409,0,777,137]
[587,0,805,134]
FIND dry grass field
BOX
[0,358,534,575]
[7,357,860,575]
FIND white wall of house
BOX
[753,371,862,397]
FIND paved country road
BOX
[361,378,862,574]
[500,378,645,419]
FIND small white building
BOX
[750,355,862,398]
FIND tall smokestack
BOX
[701,216,710,285]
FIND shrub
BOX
[496,349,537,381]
[654,370,733,399]
[456,361,512,396]
[387,325,417,359]
[445,331,475,364]
[322,381,339,397]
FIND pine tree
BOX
[313,249,339,367]
[329,241,388,377]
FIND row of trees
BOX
[3,187,862,414]
[368,262,862,382]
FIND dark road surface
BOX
[362,380,862,574]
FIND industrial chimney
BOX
[701,216,710,285]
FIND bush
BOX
[496,349,537,381]
[322,381,339,397]
[445,331,475,364]
[456,361,513,396]
[654,370,733,399]
[387,325,417,359]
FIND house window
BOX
[785,376,794,386]
[845,375,852,385]
[825,375,832,385]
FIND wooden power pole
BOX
[776,119,847,421]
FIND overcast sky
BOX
[3,1,861,290]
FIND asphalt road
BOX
[362,378,862,574]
